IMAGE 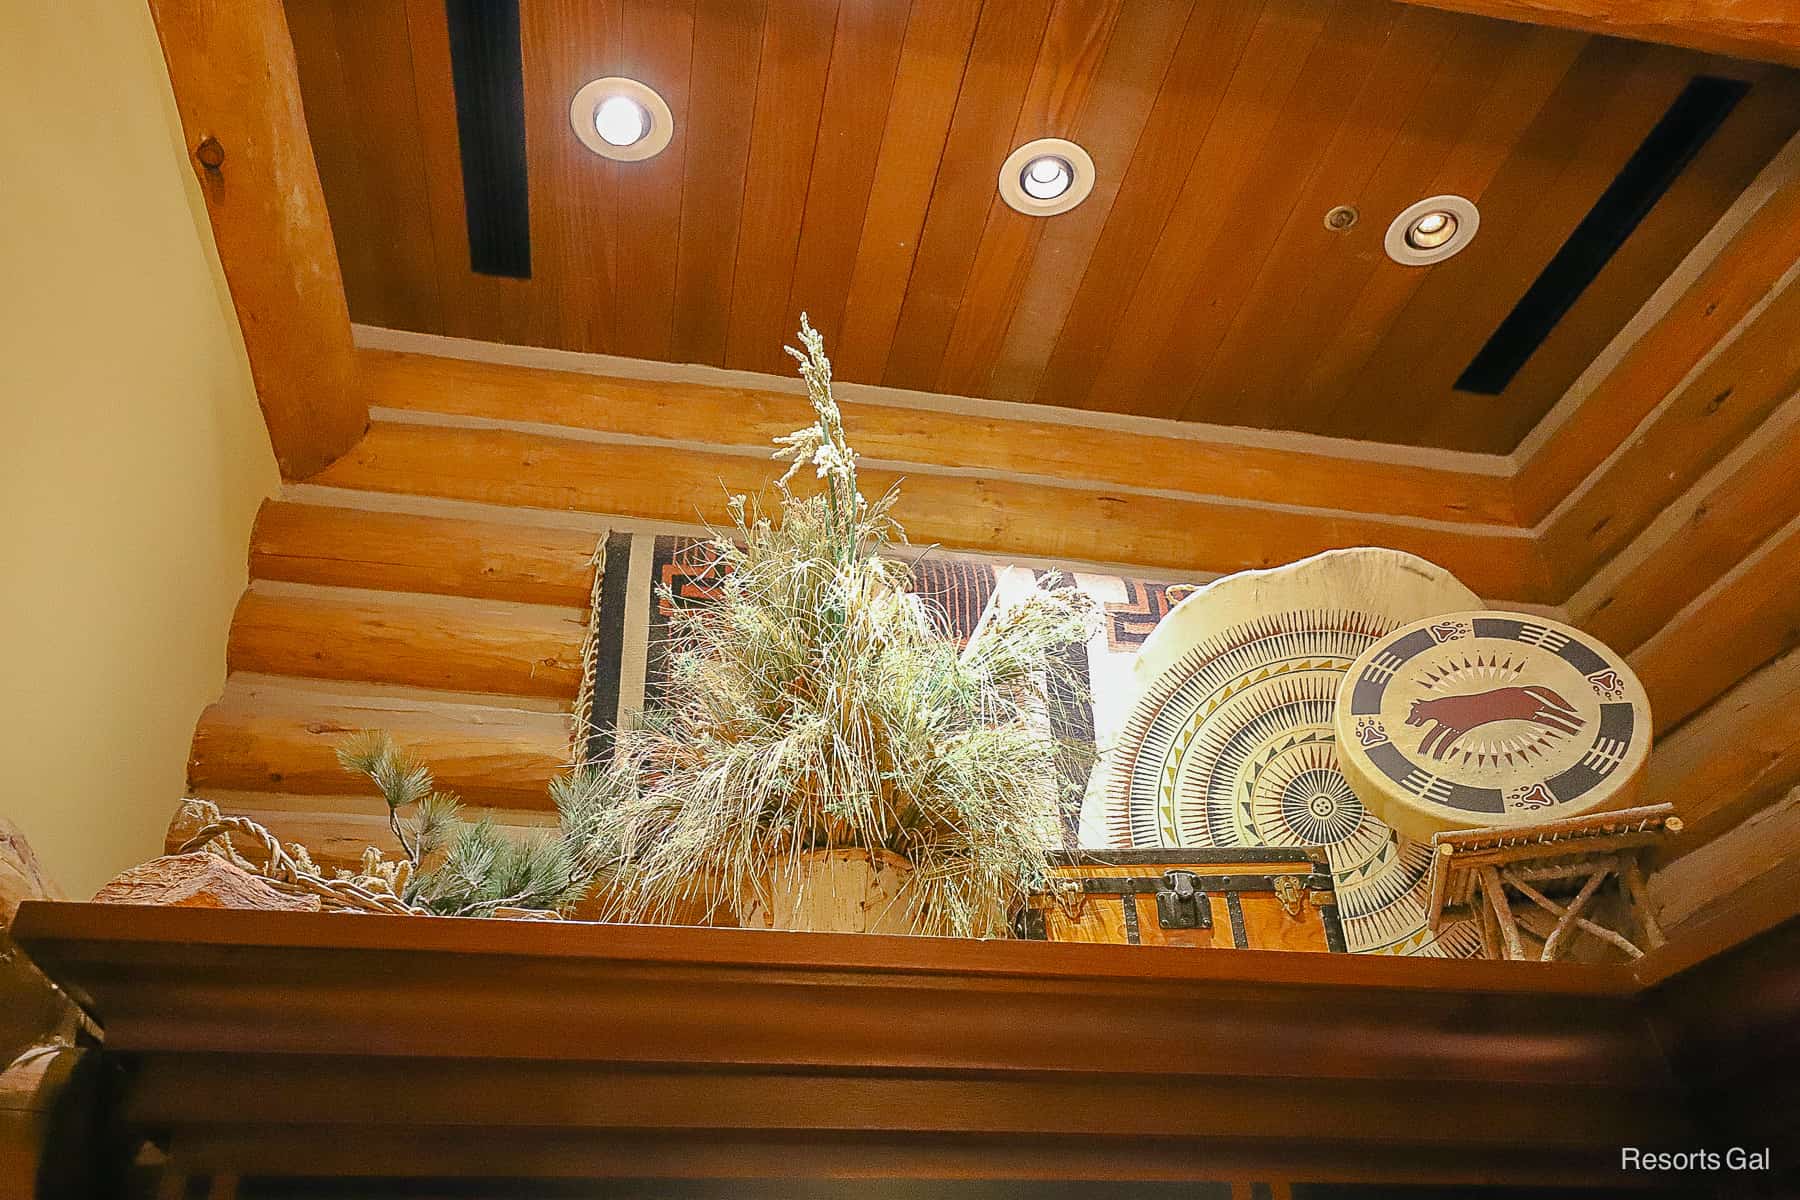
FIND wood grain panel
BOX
[10,901,1702,1193]
[1392,0,1800,68]
[612,0,697,361]
[188,679,572,810]
[310,420,1551,598]
[1296,21,1587,418]
[1227,20,1582,430]
[1331,40,1692,448]
[669,0,766,363]
[833,0,984,382]
[1470,64,1800,450]
[723,0,842,374]
[361,348,1520,523]
[520,0,623,354]
[228,584,587,700]
[782,0,913,353]
[249,498,599,607]
[880,0,1054,391]
[930,0,1124,396]
[1079,0,1337,417]
[1032,0,1265,412]
[1186,4,1472,427]
[296,1,1800,454]
[1150,0,1412,420]
[402,0,555,349]
[283,0,442,333]
[984,0,1196,401]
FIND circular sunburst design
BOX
[1100,550,1487,957]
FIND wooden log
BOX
[1572,397,1800,660]
[250,500,599,607]
[1641,646,1800,860]
[359,347,1522,527]
[147,0,365,478]
[1393,0,1800,70]
[188,678,572,810]
[1648,784,1800,933]
[1514,145,1800,523]
[92,853,322,913]
[1627,510,1800,727]
[311,420,1554,600]
[1538,270,1800,596]
[226,586,586,701]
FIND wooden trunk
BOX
[1020,848,1345,952]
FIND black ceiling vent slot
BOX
[1454,75,1748,396]
[445,0,531,278]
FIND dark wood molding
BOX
[11,902,1701,1187]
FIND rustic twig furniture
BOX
[1425,802,1682,962]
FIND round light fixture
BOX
[1021,155,1073,201]
[1404,210,1458,250]
[595,94,650,147]
[999,138,1094,216]
[570,77,673,162]
[1384,194,1479,266]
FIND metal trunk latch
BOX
[1272,873,1307,917]
[1155,870,1211,930]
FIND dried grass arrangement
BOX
[595,317,1097,937]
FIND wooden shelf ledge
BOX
[8,901,1723,1186]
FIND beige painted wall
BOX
[0,1,279,896]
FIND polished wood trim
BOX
[10,902,1635,998]
[3,902,1697,1185]
[357,347,1522,526]
[146,0,365,479]
[1394,0,1800,67]
[310,419,1552,600]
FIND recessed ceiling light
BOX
[570,77,673,162]
[1021,155,1073,201]
[1384,195,1479,266]
[595,94,650,147]
[1404,210,1458,250]
[999,138,1094,216]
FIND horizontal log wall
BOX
[178,500,599,874]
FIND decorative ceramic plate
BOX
[1098,548,1485,957]
[1334,611,1652,842]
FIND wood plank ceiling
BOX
[289,0,1800,453]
